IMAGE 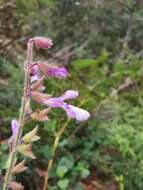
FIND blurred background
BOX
[1,0,143,189]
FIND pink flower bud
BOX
[32,37,53,49]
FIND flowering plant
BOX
[2,37,90,190]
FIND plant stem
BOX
[3,41,33,190]
[42,101,85,190]
[42,118,70,190]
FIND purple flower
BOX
[43,90,90,121]
[31,37,53,49]
[11,120,19,138]
[30,64,41,83]
[47,66,68,78]
[38,62,68,78]
[62,104,90,121]
[43,90,78,107]
[59,90,79,101]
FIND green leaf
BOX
[59,156,74,170]
[57,178,69,190]
[76,162,90,178]
[80,168,90,178]
[56,165,68,178]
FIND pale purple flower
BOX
[62,104,90,121]
[44,98,63,108]
[30,62,68,79]
[11,120,19,138]
[37,62,68,78]
[43,90,90,121]
[31,37,53,49]
[43,90,79,107]
[46,66,68,78]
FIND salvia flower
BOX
[31,37,53,49]
[43,90,78,107]
[38,62,68,78]
[42,90,90,121]
[30,62,68,80]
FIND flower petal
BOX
[43,98,63,108]
[47,66,68,78]
[38,62,68,78]
[30,74,40,83]
[30,64,39,75]
[63,104,90,121]
[30,64,41,83]
[60,90,79,101]
[11,120,19,137]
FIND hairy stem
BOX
[3,41,33,190]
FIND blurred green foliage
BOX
[1,0,143,190]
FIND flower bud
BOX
[32,36,53,49]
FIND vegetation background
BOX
[0,0,143,189]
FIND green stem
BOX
[42,119,70,190]
[3,41,33,190]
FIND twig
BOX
[42,118,71,190]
